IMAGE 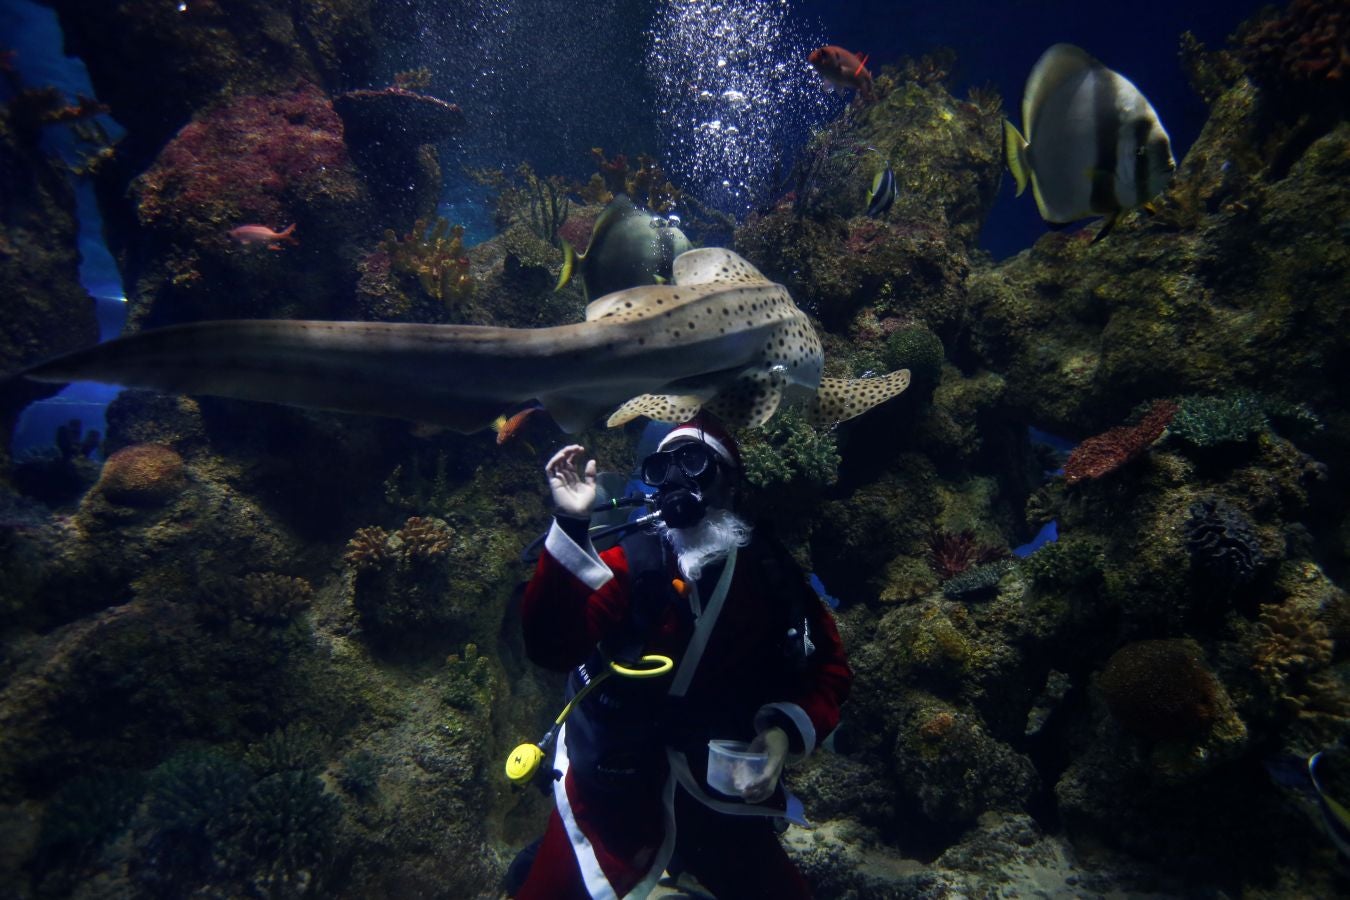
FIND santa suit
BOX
[514,515,852,900]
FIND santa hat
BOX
[657,412,741,469]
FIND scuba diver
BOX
[509,414,852,899]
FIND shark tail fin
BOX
[807,369,911,426]
[555,239,576,292]
[606,393,709,428]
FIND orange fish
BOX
[228,223,298,250]
[492,405,542,445]
[808,45,874,100]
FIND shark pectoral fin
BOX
[807,369,911,426]
[703,371,783,429]
[605,393,708,428]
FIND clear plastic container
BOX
[706,739,771,797]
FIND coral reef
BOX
[357,218,474,322]
[1184,497,1266,584]
[1169,392,1268,450]
[927,529,1007,579]
[3,4,1350,898]
[941,560,1015,600]
[1097,639,1222,741]
[738,407,841,491]
[93,443,188,507]
[1062,400,1178,484]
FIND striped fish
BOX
[865,161,896,218]
[1003,44,1175,242]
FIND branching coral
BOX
[344,517,453,572]
[739,406,841,489]
[343,526,392,572]
[398,516,453,563]
[1063,400,1178,484]
[1251,600,1335,712]
[1169,393,1268,449]
[588,148,683,213]
[380,217,474,305]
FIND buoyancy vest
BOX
[561,525,816,793]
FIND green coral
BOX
[336,749,383,802]
[245,723,327,776]
[1024,539,1105,589]
[443,642,494,711]
[883,325,945,386]
[1169,393,1268,448]
[233,770,340,893]
[146,747,252,846]
[38,770,144,855]
[739,406,841,489]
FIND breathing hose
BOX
[504,653,674,786]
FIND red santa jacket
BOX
[520,517,851,898]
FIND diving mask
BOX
[641,441,716,487]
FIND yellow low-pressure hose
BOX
[505,654,674,784]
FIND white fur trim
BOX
[544,519,613,590]
[553,722,618,900]
[657,427,736,468]
[755,702,817,761]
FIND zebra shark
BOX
[20,248,910,433]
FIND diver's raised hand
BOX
[545,444,597,517]
[741,726,789,803]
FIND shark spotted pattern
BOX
[21,249,910,433]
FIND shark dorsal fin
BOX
[672,248,772,287]
[606,393,710,427]
[703,370,783,429]
[807,369,911,426]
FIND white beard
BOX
[659,508,753,581]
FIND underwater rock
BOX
[334,86,463,146]
[1184,497,1265,584]
[893,695,1040,824]
[93,444,187,508]
[336,87,464,229]
[1097,639,1222,741]
[735,65,1000,337]
[42,0,380,168]
[128,83,369,328]
[0,101,100,473]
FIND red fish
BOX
[493,405,543,445]
[808,45,874,100]
[228,223,298,250]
